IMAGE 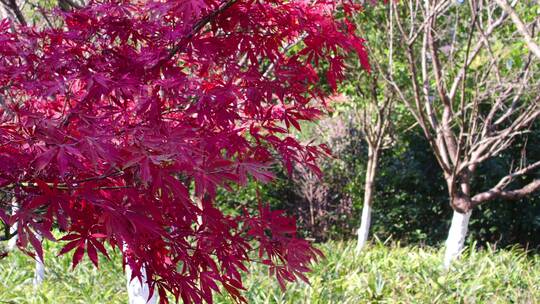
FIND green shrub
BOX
[0,240,538,303]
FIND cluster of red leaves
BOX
[0,0,368,302]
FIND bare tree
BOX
[291,116,355,241]
[350,77,395,252]
[382,0,540,267]
[343,4,398,252]
[295,76,395,249]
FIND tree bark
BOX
[356,145,378,252]
[33,257,45,286]
[443,209,472,269]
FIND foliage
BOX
[1,240,539,303]
[0,0,370,302]
[217,118,540,248]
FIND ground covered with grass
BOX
[0,240,538,303]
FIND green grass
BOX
[0,240,538,303]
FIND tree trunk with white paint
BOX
[7,225,18,251]
[33,249,45,287]
[7,199,18,251]
[126,264,158,304]
[443,210,472,268]
[7,208,45,287]
[124,242,157,304]
[356,146,378,253]
[356,201,372,252]
[7,232,45,287]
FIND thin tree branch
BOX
[448,8,510,100]
[494,0,540,60]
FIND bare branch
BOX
[472,179,540,206]
[494,0,540,59]
[448,9,510,100]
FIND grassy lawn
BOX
[0,240,538,303]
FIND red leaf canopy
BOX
[0,0,369,302]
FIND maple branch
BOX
[0,93,7,112]
[0,86,15,120]
[72,169,125,184]
[262,33,308,78]
[155,0,238,68]
[1,168,125,190]
[494,0,540,60]
[15,182,132,191]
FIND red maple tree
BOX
[0,0,368,302]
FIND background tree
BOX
[289,113,360,241]
[213,0,540,254]
[384,0,540,267]
[341,3,399,252]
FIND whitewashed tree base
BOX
[7,202,18,251]
[7,230,17,251]
[33,255,45,287]
[356,203,372,253]
[443,210,472,268]
[7,233,45,287]
[126,264,158,304]
[7,202,45,287]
